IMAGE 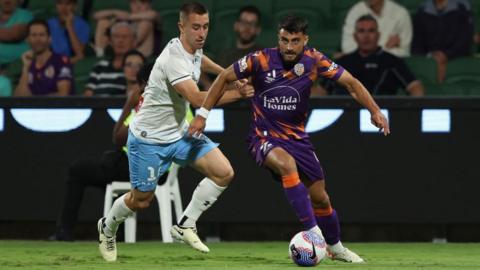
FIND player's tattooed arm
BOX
[337,70,390,135]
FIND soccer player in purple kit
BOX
[189,15,390,263]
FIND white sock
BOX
[328,241,346,254]
[178,178,226,228]
[104,194,135,237]
[309,225,325,239]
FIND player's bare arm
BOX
[201,55,223,75]
[188,65,240,136]
[337,70,390,135]
[174,76,252,109]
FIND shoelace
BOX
[106,237,116,251]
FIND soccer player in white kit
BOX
[97,2,253,261]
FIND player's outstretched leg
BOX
[98,193,134,261]
[264,148,325,238]
[171,148,233,253]
[309,181,364,263]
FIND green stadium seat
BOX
[272,0,331,29]
[157,9,181,48]
[405,56,437,85]
[330,0,357,28]
[28,1,57,19]
[4,59,23,87]
[446,57,480,82]
[73,56,98,95]
[91,0,129,12]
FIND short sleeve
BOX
[165,57,191,86]
[75,17,90,44]
[392,58,416,88]
[57,56,73,81]
[233,51,258,80]
[316,53,344,81]
[86,64,101,90]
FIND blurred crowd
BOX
[0,0,479,97]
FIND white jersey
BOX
[130,38,202,144]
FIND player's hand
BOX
[371,111,390,136]
[188,115,207,138]
[233,79,248,89]
[238,84,254,98]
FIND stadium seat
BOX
[330,0,357,28]
[73,56,98,94]
[27,1,57,19]
[91,0,129,12]
[405,56,437,85]
[103,164,183,243]
[444,57,480,95]
[272,0,331,29]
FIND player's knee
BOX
[277,156,296,175]
[130,191,155,210]
[311,193,331,209]
[213,166,234,187]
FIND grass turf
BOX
[1,241,479,270]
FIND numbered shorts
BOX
[127,131,219,192]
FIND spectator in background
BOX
[48,0,90,63]
[14,19,73,96]
[122,49,146,97]
[0,0,33,65]
[93,0,158,58]
[411,0,473,83]
[49,55,151,241]
[342,0,412,57]
[216,5,263,68]
[328,15,424,96]
[84,21,135,96]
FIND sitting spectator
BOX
[93,0,158,58]
[411,0,473,83]
[216,5,263,68]
[342,0,412,57]
[328,15,424,96]
[0,0,33,65]
[48,0,90,63]
[0,73,12,96]
[49,53,151,241]
[14,19,73,96]
[84,21,135,96]
[123,50,146,96]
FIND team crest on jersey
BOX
[294,63,304,76]
[238,56,248,72]
[44,65,55,78]
[328,62,338,72]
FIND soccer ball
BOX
[289,231,327,266]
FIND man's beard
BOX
[281,52,302,69]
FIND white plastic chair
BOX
[103,163,183,243]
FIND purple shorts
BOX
[248,136,325,181]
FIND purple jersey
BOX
[28,53,73,95]
[233,47,344,141]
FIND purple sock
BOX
[283,183,317,230]
[315,209,341,245]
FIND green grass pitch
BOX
[1,241,479,270]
